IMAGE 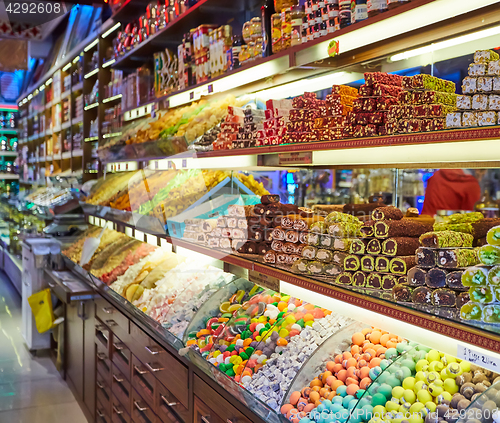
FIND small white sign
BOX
[457,344,500,373]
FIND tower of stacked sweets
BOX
[461,223,500,324]
[447,49,500,128]
[214,106,266,150]
[388,75,457,134]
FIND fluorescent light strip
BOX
[84,39,98,52]
[295,0,500,66]
[102,132,122,139]
[27,94,33,100]
[102,22,121,38]
[39,85,45,91]
[84,68,99,79]
[45,78,52,86]
[102,59,116,68]
[84,102,98,110]
[390,24,500,61]
[34,89,39,95]
[102,94,122,103]
[123,103,154,122]
[72,56,80,64]
[62,63,71,72]
[84,136,99,141]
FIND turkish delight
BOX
[483,304,500,323]
[382,275,397,291]
[426,268,447,288]
[373,205,403,221]
[474,50,499,63]
[469,285,495,304]
[462,77,477,94]
[477,111,496,126]
[336,272,353,285]
[488,60,500,75]
[382,237,421,257]
[477,77,493,92]
[489,95,500,110]
[412,286,432,304]
[352,271,366,287]
[390,256,416,274]
[361,255,375,272]
[416,247,436,267]
[446,271,466,290]
[419,231,474,248]
[432,289,457,307]
[375,256,390,273]
[393,283,413,302]
[446,112,462,128]
[472,94,488,110]
[479,244,500,265]
[462,266,488,287]
[366,273,382,289]
[460,302,483,321]
[374,220,433,238]
[366,239,381,255]
[469,63,487,77]
[344,254,360,271]
[456,95,471,110]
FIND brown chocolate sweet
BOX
[343,202,383,218]
[367,239,382,255]
[456,292,470,308]
[261,194,280,205]
[393,284,413,302]
[412,286,432,304]
[426,268,447,288]
[375,220,433,239]
[382,274,397,291]
[360,221,375,237]
[375,256,390,273]
[271,227,285,241]
[345,255,360,271]
[407,266,427,287]
[382,237,421,257]
[432,288,457,307]
[390,256,416,275]
[349,239,367,255]
[416,247,437,268]
[373,206,404,221]
[264,250,277,263]
[352,271,366,287]
[446,271,467,291]
[336,272,353,285]
[361,255,375,272]
[366,273,382,289]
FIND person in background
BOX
[422,169,481,216]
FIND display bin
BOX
[457,380,500,423]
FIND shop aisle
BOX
[0,271,87,423]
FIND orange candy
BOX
[337,369,347,382]
[326,375,337,386]
[346,367,357,378]
[281,404,294,415]
[301,387,311,398]
[310,378,322,388]
[304,403,315,413]
[319,387,331,398]
[278,301,288,311]
[344,357,357,369]
[322,371,332,384]
[309,391,320,403]
[303,313,314,322]
[289,391,301,405]
[369,330,382,344]
[346,384,359,396]
[330,380,345,391]
[359,366,370,379]
[352,332,365,346]
[351,345,361,355]
[362,327,371,335]
[369,357,382,368]
[360,377,372,389]
[326,361,336,372]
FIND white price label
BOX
[457,344,500,373]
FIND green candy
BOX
[462,267,488,287]
[479,245,500,265]
[239,352,249,361]
[277,311,285,320]
[483,305,500,323]
[469,286,495,304]
[219,363,226,372]
[226,368,235,377]
[227,345,235,352]
[245,347,255,356]
[296,319,305,327]
[487,225,500,246]
[488,265,500,285]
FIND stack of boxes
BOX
[260,99,292,146]
[447,50,500,128]
[389,75,457,134]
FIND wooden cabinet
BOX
[67,301,84,400]
[192,396,224,423]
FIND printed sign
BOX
[457,344,500,373]
[248,270,280,292]
[278,151,312,166]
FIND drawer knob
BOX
[113,342,124,351]
[134,400,148,412]
[105,319,117,326]
[145,362,163,372]
[201,416,211,423]
[97,409,105,418]
[145,345,164,355]
[113,405,124,415]
[133,364,148,375]
[102,307,115,314]
[95,324,106,331]
[161,395,177,407]
[96,381,104,389]
[97,352,107,360]
[113,373,124,383]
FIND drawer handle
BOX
[102,307,115,314]
[105,319,117,327]
[96,381,104,389]
[134,400,148,412]
[113,342,124,351]
[160,395,177,407]
[145,345,164,355]
[95,324,106,331]
[134,364,148,375]
[97,352,107,360]
[145,362,163,373]
[48,282,56,288]
[113,405,123,415]
[97,409,105,418]
[113,373,123,383]
[201,417,211,423]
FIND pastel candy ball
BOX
[371,393,386,407]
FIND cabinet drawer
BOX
[112,363,131,415]
[132,355,156,410]
[193,396,224,423]
[193,376,253,423]
[157,380,188,423]
[97,398,111,423]
[112,393,131,423]
[97,349,112,381]
[112,337,131,382]
[96,377,111,414]
[96,298,129,339]
[132,387,157,423]
[96,318,110,352]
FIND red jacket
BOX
[422,169,481,217]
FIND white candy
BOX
[235,339,244,347]
[241,375,252,385]
[291,324,302,332]
[224,357,231,365]
[255,323,265,332]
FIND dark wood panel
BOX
[192,396,224,423]
[83,300,96,420]
[66,301,84,401]
[157,379,188,423]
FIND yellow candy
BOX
[255,336,262,342]
[279,329,289,338]
[213,351,221,358]
[305,321,313,327]
[258,316,267,323]
[285,315,296,324]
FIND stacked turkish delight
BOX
[447,50,500,128]
[346,72,403,137]
[388,74,457,134]
[213,106,266,150]
[260,99,293,146]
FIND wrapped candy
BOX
[479,245,500,265]
[469,286,495,304]
[352,271,366,287]
[344,255,360,271]
[486,225,500,246]
[483,304,500,323]
[419,231,473,248]
[366,239,381,255]
[460,302,483,321]
[436,248,479,268]
[393,284,413,302]
[462,266,489,287]
[366,273,382,289]
[432,289,457,308]
[407,267,426,287]
[426,268,447,288]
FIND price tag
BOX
[182,159,187,168]
[189,91,194,100]
[168,160,173,169]
[208,84,213,94]
[248,270,280,292]
[457,344,500,373]
[278,151,312,166]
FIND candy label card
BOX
[278,151,312,165]
[457,344,500,373]
[249,270,280,292]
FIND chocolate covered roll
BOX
[217,217,227,227]
[310,221,327,234]
[361,255,375,272]
[277,253,288,265]
[343,202,383,218]
[291,259,309,273]
[249,227,264,242]
[398,276,407,285]
[312,204,344,215]
[345,255,360,271]
[373,206,404,221]
[336,272,353,285]
[393,284,413,302]
[456,292,470,308]
[352,271,366,287]
[332,251,347,267]
[382,275,397,291]
[412,286,432,304]
[366,273,382,289]
[271,240,283,252]
[319,234,333,249]
[367,239,381,255]
[426,268,447,288]
[261,194,280,205]
[419,231,474,248]
[308,261,325,275]
[299,232,308,244]
[249,215,273,227]
[416,247,436,268]
[432,289,457,307]
[264,203,300,217]
[375,256,390,273]
[316,249,334,263]
[460,302,483,321]
[325,264,342,277]
[271,226,285,241]
[375,220,433,239]
[382,237,421,257]
[282,242,297,254]
[446,271,466,291]
[263,228,273,242]
[285,230,300,243]
[360,221,375,237]
[437,248,479,268]
[390,256,416,275]
[258,242,271,255]
[349,239,367,255]
[302,245,317,260]
[253,204,266,215]
[295,244,306,256]
[293,219,308,231]
[307,232,320,246]
[280,215,294,229]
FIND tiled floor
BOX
[0,271,87,423]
